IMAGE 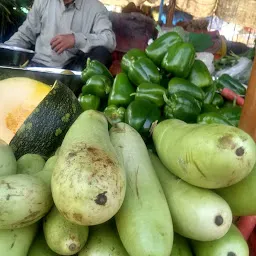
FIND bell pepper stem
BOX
[86,58,91,68]
[105,85,111,95]
[130,93,136,97]
[163,93,171,105]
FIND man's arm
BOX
[4,0,42,49]
[73,10,116,53]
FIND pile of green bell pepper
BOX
[77,30,246,134]
[79,61,114,111]
[103,73,136,125]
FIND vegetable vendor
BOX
[4,0,116,70]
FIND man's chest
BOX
[39,0,94,37]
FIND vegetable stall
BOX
[0,1,256,256]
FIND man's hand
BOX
[50,34,75,54]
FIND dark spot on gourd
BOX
[68,152,77,158]
[215,215,224,226]
[218,135,237,150]
[95,191,107,205]
[69,243,77,251]
[87,146,115,167]
[10,241,15,249]
[16,210,40,227]
[73,213,82,222]
[1,182,14,190]
[236,147,244,156]
[227,252,236,256]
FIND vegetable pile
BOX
[0,31,255,256]
[78,31,247,137]
[0,109,255,255]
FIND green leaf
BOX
[189,32,213,52]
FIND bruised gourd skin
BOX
[153,119,256,189]
[52,110,126,226]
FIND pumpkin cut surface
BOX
[0,77,51,143]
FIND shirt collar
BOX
[59,0,82,10]
[74,0,82,10]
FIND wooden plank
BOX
[239,52,256,141]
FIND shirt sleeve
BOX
[73,10,116,53]
[4,0,42,49]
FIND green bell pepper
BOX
[218,106,242,127]
[82,75,112,98]
[104,105,126,125]
[125,99,161,134]
[108,73,135,107]
[128,57,161,86]
[188,60,213,88]
[81,58,113,83]
[163,92,201,123]
[161,42,195,78]
[78,94,100,111]
[145,32,183,66]
[121,49,147,73]
[168,77,205,101]
[197,112,233,126]
[212,93,224,107]
[216,74,246,95]
[133,83,166,107]
[201,104,219,113]
[203,83,216,104]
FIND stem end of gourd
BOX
[150,120,158,137]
